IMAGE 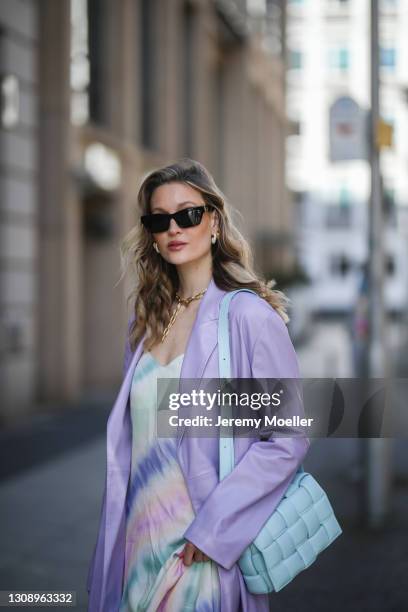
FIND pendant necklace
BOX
[161,288,207,343]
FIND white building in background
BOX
[286,0,408,314]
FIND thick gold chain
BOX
[161,289,207,343]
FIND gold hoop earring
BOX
[153,242,160,253]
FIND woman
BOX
[87,158,310,612]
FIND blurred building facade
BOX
[0,0,292,424]
[286,0,408,314]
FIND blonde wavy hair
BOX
[119,158,290,353]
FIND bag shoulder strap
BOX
[218,289,258,379]
[217,289,305,480]
[218,289,258,480]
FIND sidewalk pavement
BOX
[0,395,113,482]
[0,435,106,612]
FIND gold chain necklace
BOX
[161,289,207,343]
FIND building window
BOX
[247,0,267,13]
[182,2,195,155]
[325,186,352,227]
[70,0,90,125]
[291,119,302,135]
[386,254,395,276]
[88,0,110,126]
[339,185,351,207]
[140,0,159,149]
[214,60,225,184]
[289,50,302,69]
[326,206,351,228]
[380,47,396,69]
[383,187,396,225]
[330,253,351,276]
[329,47,350,71]
[326,0,350,8]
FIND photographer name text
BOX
[167,415,314,428]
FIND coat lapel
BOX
[180,275,226,377]
[177,277,227,446]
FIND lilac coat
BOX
[87,276,310,611]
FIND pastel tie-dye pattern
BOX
[119,352,221,612]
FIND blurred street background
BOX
[0,0,407,610]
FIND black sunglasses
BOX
[141,204,212,233]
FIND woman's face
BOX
[149,181,218,267]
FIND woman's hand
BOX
[180,541,211,565]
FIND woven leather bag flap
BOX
[238,471,342,593]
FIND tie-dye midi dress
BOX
[119,351,221,612]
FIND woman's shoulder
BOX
[227,289,283,319]
[226,289,287,339]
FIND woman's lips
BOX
[168,243,187,251]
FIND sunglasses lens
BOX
[141,214,169,233]
[175,207,204,228]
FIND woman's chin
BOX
[164,251,191,265]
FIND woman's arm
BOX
[182,304,310,571]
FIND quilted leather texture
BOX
[237,469,342,593]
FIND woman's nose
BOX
[168,218,181,233]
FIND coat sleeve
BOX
[182,305,311,571]
[86,313,135,594]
